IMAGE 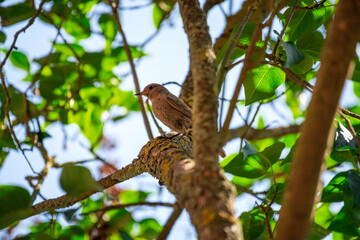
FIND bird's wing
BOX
[166,93,192,119]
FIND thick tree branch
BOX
[276,1,360,239]
[178,0,241,239]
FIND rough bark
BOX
[276,1,360,239]
[178,0,241,239]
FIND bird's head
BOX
[135,83,168,100]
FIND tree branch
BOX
[228,124,301,142]
[178,0,241,239]
[156,203,183,240]
[107,0,154,140]
[276,1,360,239]
[30,160,145,216]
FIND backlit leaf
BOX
[244,65,285,105]
[0,185,31,229]
[60,165,101,196]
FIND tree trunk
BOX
[276,1,360,239]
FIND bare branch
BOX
[107,0,154,140]
[272,0,299,55]
[228,125,301,142]
[220,24,262,142]
[83,201,175,215]
[156,203,183,240]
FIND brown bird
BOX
[136,83,226,158]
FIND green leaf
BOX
[328,206,360,236]
[119,190,150,204]
[240,208,266,240]
[0,2,36,27]
[282,41,305,68]
[151,1,175,30]
[283,7,326,41]
[0,129,16,150]
[314,203,334,229]
[258,142,285,165]
[60,165,101,196]
[354,82,360,99]
[289,53,314,75]
[63,17,91,39]
[222,153,266,178]
[99,14,117,53]
[266,183,285,204]
[0,31,6,43]
[0,151,9,169]
[244,65,286,105]
[101,56,118,71]
[334,123,358,150]
[0,185,31,229]
[296,31,324,61]
[348,170,360,207]
[6,50,30,71]
[55,43,85,58]
[113,46,146,62]
[330,149,357,163]
[309,222,331,240]
[152,4,165,30]
[351,57,360,82]
[321,171,349,203]
[138,218,162,239]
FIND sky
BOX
[0,0,358,239]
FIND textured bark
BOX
[30,161,145,216]
[276,1,360,239]
[178,0,241,239]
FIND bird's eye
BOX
[149,86,153,90]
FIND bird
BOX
[136,83,226,158]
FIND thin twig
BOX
[82,201,174,215]
[216,2,257,90]
[53,158,111,168]
[272,0,299,55]
[340,107,360,121]
[259,185,278,240]
[27,2,69,92]
[236,185,265,201]
[118,2,152,10]
[0,0,47,173]
[156,203,183,240]
[240,101,263,152]
[293,0,327,10]
[0,0,47,69]
[78,141,117,171]
[107,0,153,140]
[220,24,263,142]
[146,99,165,135]
[339,112,360,149]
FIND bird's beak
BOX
[135,90,147,96]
